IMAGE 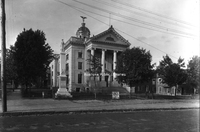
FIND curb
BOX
[1,107,199,117]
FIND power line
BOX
[73,0,196,37]
[63,2,194,39]
[92,0,193,30]
[115,29,179,60]
[54,0,179,60]
[55,0,109,25]
[111,0,196,27]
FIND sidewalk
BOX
[0,89,199,116]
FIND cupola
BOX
[76,16,90,39]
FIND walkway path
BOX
[0,89,199,115]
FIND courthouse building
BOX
[49,18,130,96]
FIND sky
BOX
[2,0,200,66]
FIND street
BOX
[0,109,199,132]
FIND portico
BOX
[85,47,119,82]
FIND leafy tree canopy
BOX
[115,47,154,86]
[187,56,200,89]
[12,28,54,86]
[163,63,187,87]
[157,55,187,89]
[5,47,16,81]
[5,46,19,88]
[86,54,102,79]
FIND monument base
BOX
[55,75,72,99]
[55,88,72,99]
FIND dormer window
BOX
[105,36,115,42]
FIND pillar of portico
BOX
[101,49,105,81]
[91,48,94,56]
[90,48,95,81]
[113,51,117,80]
[84,49,89,84]
[111,50,121,87]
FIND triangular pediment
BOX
[88,26,130,47]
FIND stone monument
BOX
[55,40,72,98]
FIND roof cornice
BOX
[88,25,131,46]
[63,36,85,50]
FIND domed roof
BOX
[76,23,90,39]
[76,22,90,39]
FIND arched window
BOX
[105,36,115,42]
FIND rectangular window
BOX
[78,62,82,70]
[66,54,69,61]
[66,63,69,71]
[78,74,82,84]
[78,52,82,58]
[52,71,53,76]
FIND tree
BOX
[86,54,102,99]
[115,47,154,88]
[5,46,18,89]
[12,28,54,88]
[186,56,200,93]
[157,55,187,96]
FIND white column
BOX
[84,49,89,84]
[91,48,94,56]
[101,49,105,81]
[90,48,95,81]
[113,51,117,80]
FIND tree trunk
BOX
[193,88,195,95]
[14,80,18,89]
[174,85,178,97]
[94,76,96,99]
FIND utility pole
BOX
[1,0,7,112]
